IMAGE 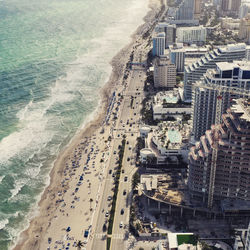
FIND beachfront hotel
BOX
[184,43,247,102]
[188,98,250,203]
[192,60,250,141]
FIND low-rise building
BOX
[152,90,191,121]
[139,121,191,164]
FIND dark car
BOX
[120,208,124,215]
[109,170,112,174]
[123,190,126,195]
[124,176,128,182]
[84,230,89,238]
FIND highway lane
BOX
[110,67,146,250]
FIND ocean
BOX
[0,0,149,248]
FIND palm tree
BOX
[76,240,83,250]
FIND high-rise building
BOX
[192,61,250,141]
[246,222,250,250]
[175,0,195,21]
[184,43,247,102]
[154,57,176,88]
[152,32,166,57]
[169,43,186,72]
[239,14,250,44]
[194,0,201,18]
[188,98,250,203]
[239,0,250,18]
[221,0,241,13]
[165,24,177,48]
[155,23,176,48]
[176,25,207,44]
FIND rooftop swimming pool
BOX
[168,130,181,143]
[163,96,178,103]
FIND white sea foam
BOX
[0,218,9,230]
[3,0,150,248]
[0,175,5,184]
[9,178,27,200]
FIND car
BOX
[112,173,115,177]
[127,157,130,161]
[121,208,124,215]
[119,221,123,228]
[84,230,89,238]
[105,211,109,217]
[126,141,129,144]
[109,170,112,174]
[107,196,112,201]
[123,190,126,195]
[122,169,125,173]
[114,151,116,154]
[124,176,128,182]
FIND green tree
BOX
[132,172,140,189]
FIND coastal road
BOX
[89,137,122,249]
[90,66,145,250]
[110,67,146,250]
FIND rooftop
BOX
[154,89,180,104]
[231,98,250,122]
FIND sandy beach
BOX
[13,0,163,249]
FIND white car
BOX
[119,221,123,228]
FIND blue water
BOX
[0,0,149,248]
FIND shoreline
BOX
[13,1,162,249]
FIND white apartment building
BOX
[192,61,250,141]
[176,26,207,44]
[184,43,247,102]
[154,57,176,88]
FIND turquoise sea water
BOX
[0,0,148,248]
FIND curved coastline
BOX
[13,0,163,249]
